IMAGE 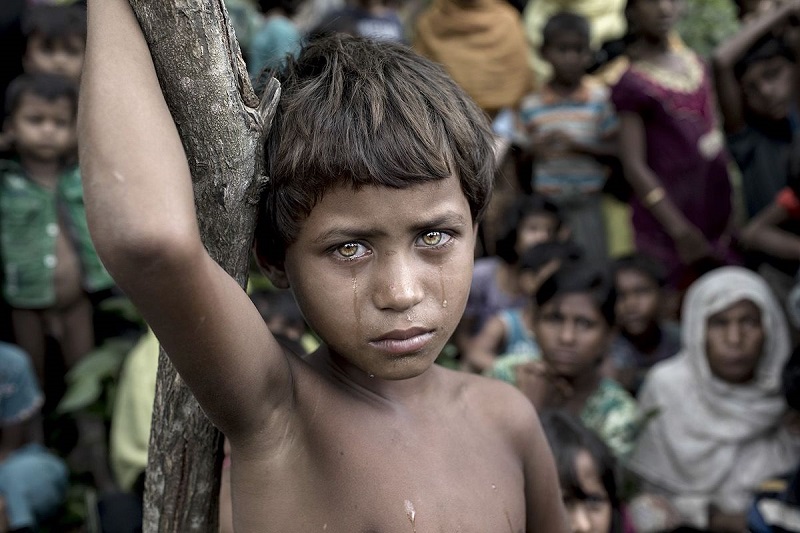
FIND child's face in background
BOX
[705,299,765,384]
[563,450,612,533]
[541,33,592,87]
[534,293,612,380]
[515,213,559,257]
[741,57,795,121]
[7,93,74,163]
[24,33,85,82]
[614,268,660,337]
[278,175,476,380]
[628,0,683,41]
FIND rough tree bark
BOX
[126,1,280,530]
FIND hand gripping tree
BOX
[124,1,279,530]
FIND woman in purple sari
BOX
[612,0,736,292]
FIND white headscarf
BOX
[630,267,800,526]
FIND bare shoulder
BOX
[438,367,542,448]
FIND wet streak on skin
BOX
[439,265,448,309]
[404,499,417,532]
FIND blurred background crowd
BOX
[2,0,800,532]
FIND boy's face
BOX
[515,213,558,257]
[542,33,591,86]
[741,57,795,121]
[705,299,764,384]
[275,175,476,380]
[24,33,85,82]
[534,292,611,380]
[6,93,74,163]
[614,268,660,336]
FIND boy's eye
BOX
[335,242,369,260]
[417,231,451,247]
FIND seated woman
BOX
[540,410,624,533]
[491,261,641,460]
[630,267,800,532]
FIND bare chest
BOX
[230,407,526,533]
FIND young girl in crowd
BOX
[631,267,800,531]
[541,410,624,533]
[464,240,581,373]
[491,261,641,460]
[612,0,735,294]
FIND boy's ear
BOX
[262,263,290,289]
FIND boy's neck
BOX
[546,77,582,96]
[310,345,443,407]
[21,156,63,189]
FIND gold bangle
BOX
[643,187,666,209]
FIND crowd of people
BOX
[1,0,800,531]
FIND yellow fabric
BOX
[523,0,627,88]
[602,194,634,259]
[413,0,534,115]
[110,329,159,492]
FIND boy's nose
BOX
[372,254,424,312]
[559,321,577,344]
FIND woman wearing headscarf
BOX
[629,267,800,531]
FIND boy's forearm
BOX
[79,0,200,271]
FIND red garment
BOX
[777,187,800,219]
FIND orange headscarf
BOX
[414,0,534,116]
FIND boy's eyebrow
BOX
[312,211,469,244]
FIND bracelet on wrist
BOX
[643,186,666,209]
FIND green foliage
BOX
[57,336,137,417]
[678,0,740,57]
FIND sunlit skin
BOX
[614,269,660,338]
[564,450,612,533]
[705,299,765,384]
[24,34,85,82]
[741,56,795,121]
[6,94,74,168]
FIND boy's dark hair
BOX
[542,11,590,49]
[534,261,616,326]
[734,34,796,81]
[494,196,562,264]
[256,35,495,264]
[22,4,87,43]
[611,253,666,288]
[4,72,78,120]
[540,410,622,533]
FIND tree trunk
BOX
[127,1,280,530]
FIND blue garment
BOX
[247,16,301,79]
[0,342,42,424]
[747,467,800,533]
[0,444,68,530]
[0,342,68,529]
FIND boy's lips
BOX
[369,327,435,354]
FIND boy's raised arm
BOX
[79,0,292,439]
